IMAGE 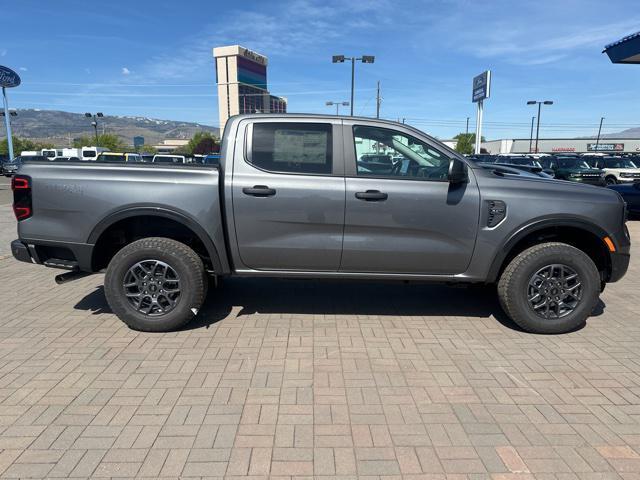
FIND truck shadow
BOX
[74,278,605,333]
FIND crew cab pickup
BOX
[11,114,630,334]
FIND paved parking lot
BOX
[0,206,639,479]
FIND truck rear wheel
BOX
[104,237,206,332]
[497,242,600,334]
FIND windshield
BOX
[605,158,637,169]
[83,150,97,158]
[97,154,126,163]
[557,158,590,169]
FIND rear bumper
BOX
[11,239,33,264]
[11,238,94,271]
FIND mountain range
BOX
[6,109,219,147]
[2,109,638,146]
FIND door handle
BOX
[242,185,276,197]
[355,190,388,201]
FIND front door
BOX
[340,123,480,275]
[232,120,345,271]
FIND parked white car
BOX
[152,154,186,164]
[595,156,640,185]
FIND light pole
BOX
[332,54,375,116]
[529,116,535,153]
[527,100,553,153]
[325,101,349,115]
[595,117,605,150]
[84,112,104,146]
[1,95,18,160]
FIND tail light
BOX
[11,175,32,221]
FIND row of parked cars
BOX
[466,153,640,216]
[1,152,222,176]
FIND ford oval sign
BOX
[0,66,21,88]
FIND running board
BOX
[44,258,79,270]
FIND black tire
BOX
[497,242,600,334]
[605,176,617,186]
[104,237,206,332]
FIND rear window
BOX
[154,156,183,163]
[84,150,97,158]
[97,154,126,163]
[251,122,332,174]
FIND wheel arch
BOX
[487,218,613,283]
[88,207,225,273]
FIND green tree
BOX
[187,131,219,155]
[453,133,485,155]
[0,136,53,156]
[73,134,126,151]
[136,145,157,154]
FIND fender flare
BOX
[486,217,610,282]
[87,206,225,273]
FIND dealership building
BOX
[481,138,640,155]
[213,45,287,128]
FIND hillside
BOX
[602,127,640,139]
[6,109,219,147]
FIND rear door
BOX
[231,119,345,271]
[340,121,480,275]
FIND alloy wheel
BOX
[527,264,582,319]
[123,259,181,316]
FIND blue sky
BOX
[1,0,639,139]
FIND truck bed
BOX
[16,161,227,272]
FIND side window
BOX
[353,125,451,181]
[251,122,332,174]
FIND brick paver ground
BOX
[0,209,639,479]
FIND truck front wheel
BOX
[104,237,206,332]
[497,242,601,334]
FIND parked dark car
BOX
[492,156,554,177]
[609,182,640,217]
[540,156,605,186]
[203,154,221,166]
[3,155,47,176]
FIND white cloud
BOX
[121,67,131,75]
[19,67,28,71]
[0,49,6,57]
[136,0,393,80]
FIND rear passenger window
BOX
[251,123,332,174]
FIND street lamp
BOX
[325,101,349,115]
[332,54,375,116]
[85,112,104,146]
[595,117,605,150]
[527,100,553,153]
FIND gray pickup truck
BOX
[11,114,630,334]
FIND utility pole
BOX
[376,81,381,119]
[595,117,605,150]
[465,117,469,135]
[529,116,535,153]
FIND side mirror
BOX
[448,158,468,184]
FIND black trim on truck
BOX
[87,207,227,274]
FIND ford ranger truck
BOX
[11,114,630,334]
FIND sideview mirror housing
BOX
[448,158,468,184]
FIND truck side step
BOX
[44,258,79,270]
